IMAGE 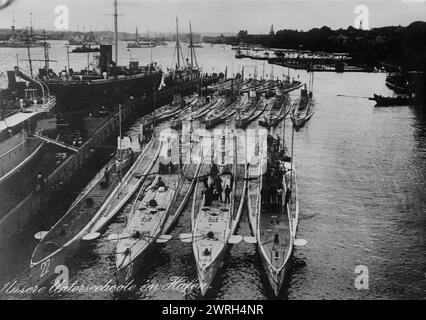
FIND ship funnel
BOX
[7,70,17,91]
[100,45,113,74]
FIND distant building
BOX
[269,24,275,36]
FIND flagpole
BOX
[119,103,122,161]
[153,83,156,131]
[290,122,295,190]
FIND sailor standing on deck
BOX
[104,168,110,186]
[224,185,231,204]
[217,182,223,202]
[277,186,283,207]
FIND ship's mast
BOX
[118,103,122,161]
[189,21,194,69]
[290,121,295,189]
[114,0,118,67]
[175,16,181,68]
[29,12,33,38]
[66,44,70,72]
[43,30,49,72]
[26,29,33,78]
[11,15,15,37]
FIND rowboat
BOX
[247,135,299,296]
[290,87,315,130]
[30,138,135,286]
[191,130,245,296]
[369,94,413,106]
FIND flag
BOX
[158,73,166,91]
[118,136,132,150]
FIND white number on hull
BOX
[125,263,133,282]
[40,259,51,278]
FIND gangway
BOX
[33,133,80,153]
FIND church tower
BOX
[269,24,275,36]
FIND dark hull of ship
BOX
[371,94,414,106]
[45,72,163,114]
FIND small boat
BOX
[127,28,156,48]
[188,43,203,48]
[191,130,245,296]
[30,137,134,286]
[290,85,315,130]
[369,94,413,106]
[385,72,413,95]
[71,45,100,53]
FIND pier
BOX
[235,47,372,72]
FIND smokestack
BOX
[7,70,17,91]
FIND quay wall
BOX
[0,75,219,246]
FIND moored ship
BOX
[164,18,201,88]
[39,0,163,114]
[0,17,47,48]
[127,27,156,48]
[0,72,56,185]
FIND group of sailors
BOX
[262,136,292,209]
[261,183,283,208]
[159,161,178,174]
[202,163,233,206]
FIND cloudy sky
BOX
[0,0,425,34]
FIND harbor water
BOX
[0,42,425,299]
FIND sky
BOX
[0,0,425,34]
